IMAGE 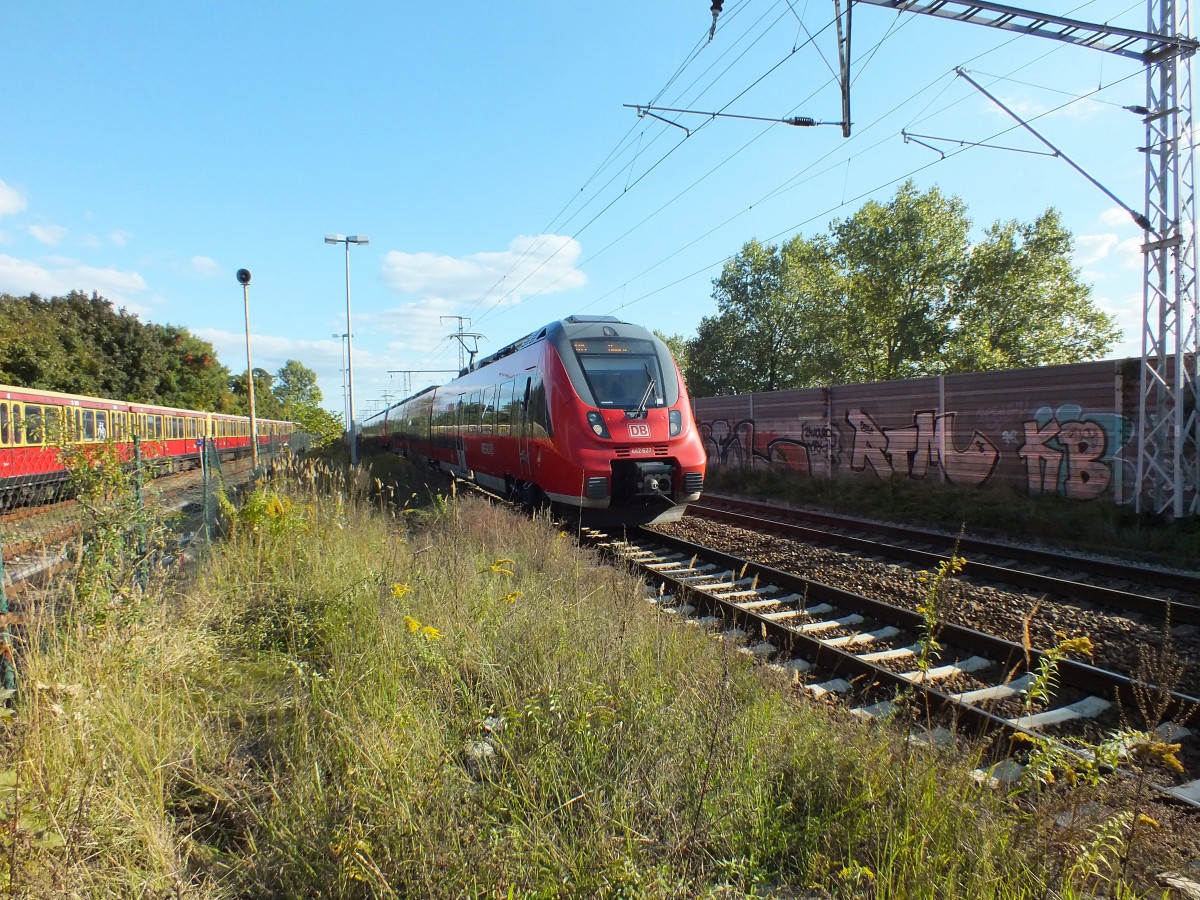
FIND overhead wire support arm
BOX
[854,0,1198,60]
[955,68,1155,232]
[901,129,1058,157]
[624,103,841,129]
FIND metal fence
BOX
[0,432,303,690]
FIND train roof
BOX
[464,315,653,375]
[0,383,294,423]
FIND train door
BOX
[517,376,533,481]
[455,397,468,472]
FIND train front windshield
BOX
[572,338,667,410]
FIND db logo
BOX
[628,423,651,438]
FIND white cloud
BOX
[187,255,221,278]
[1099,207,1135,228]
[192,327,372,413]
[29,224,68,246]
[381,234,587,307]
[109,230,129,247]
[0,253,150,314]
[359,296,461,351]
[0,181,26,219]
[1116,236,1143,269]
[1075,233,1117,266]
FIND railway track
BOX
[0,460,254,590]
[583,523,1200,806]
[688,495,1200,610]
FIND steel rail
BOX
[693,496,1200,604]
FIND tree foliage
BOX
[0,294,346,442]
[0,291,236,409]
[684,182,1120,395]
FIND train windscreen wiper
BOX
[632,367,656,419]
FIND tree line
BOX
[0,291,342,443]
[662,181,1122,397]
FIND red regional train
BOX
[360,315,706,525]
[0,384,295,502]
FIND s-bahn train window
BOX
[96,411,108,441]
[0,404,8,446]
[25,406,44,444]
[572,338,666,410]
[82,410,96,441]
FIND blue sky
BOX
[1,2,1157,420]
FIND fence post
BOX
[133,435,146,582]
[0,553,16,694]
[200,436,210,545]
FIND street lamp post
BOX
[236,268,259,469]
[324,233,369,465]
[331,332,349,430]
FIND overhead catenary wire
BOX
[415,0,1142,375]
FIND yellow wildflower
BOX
[391,583,412,599]
[480,558,515,576]
[420,625,442,641]
[403,615,421,633]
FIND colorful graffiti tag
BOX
[697,403,1131,502]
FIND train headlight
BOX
[669,409,683,436]
[587,411,610,439]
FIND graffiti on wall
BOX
[699,418,841,475]
[1018,404,1129,501]
[845,408,999,487]
[696,402,1131,501]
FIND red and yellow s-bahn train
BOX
[361,315,706,525]
[0,384,295,500]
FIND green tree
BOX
[0,291,237,410]
[946,209,1121,371]
[683,182,1119,396]
[653,331,691,381]
[272,359,322,416]
[832,181,969,382]
[231,368,284,419]
[266,359,344,447]
[685,236,844,395]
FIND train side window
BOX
[96,411,108,441]
[527,375,551,438]
[495,382,512,435]
[25,406,43,444]
[82,409,96,441]
[0,403,8,446]
[11,406,21,445]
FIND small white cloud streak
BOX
[109,230,129,247]
[1075,233,1117,266]
[187,255,221,278]
[0,253,150,315]
[1099,206,1135,228]
[192,327,360,414]
[1116,236,1143,269]
[0,181,26,219]
[381,234,586,307]
[29,224,68,246]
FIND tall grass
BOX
[0,461,1187,897]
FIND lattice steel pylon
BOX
[851,0,1200,516]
